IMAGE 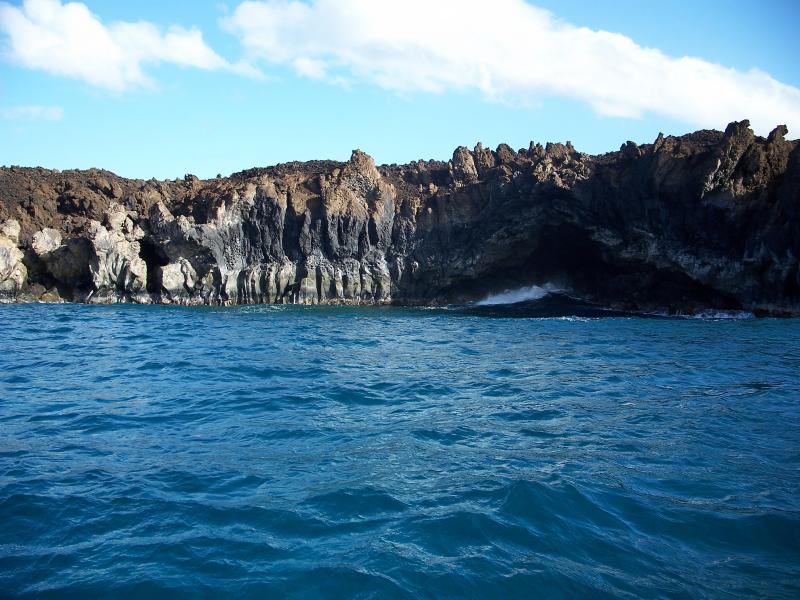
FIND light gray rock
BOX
[87,221,148,302]
[0,219,21,243]
[104,202,128,231]
[0,219,26,297]
[32,228,62,256]
[159,258,197,304]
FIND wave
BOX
[475,283,563,306]
[469,283,635,318]
[685,309,755,320]
[641,308,756,320]
[462,294,634,319]
[474,285,757,320]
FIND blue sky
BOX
[1,0,799,179]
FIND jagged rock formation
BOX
[0,219,27,296]
[1,120,798,315]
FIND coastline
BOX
[2,120,799,316]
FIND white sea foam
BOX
[476,283,562,306]
[644,309,756,320]
[687,310,755,320]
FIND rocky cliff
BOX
[1,120,798,315]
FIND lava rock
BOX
[1,121,798,314]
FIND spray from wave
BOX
[475,283,563,306]
[686,309,755,320]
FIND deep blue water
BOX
[1,302,799,598]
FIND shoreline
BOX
[2,294,795,319]
[2,121,799,317]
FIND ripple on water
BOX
[0,303,799,598]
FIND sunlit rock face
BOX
[1,120,798,314]
[0,219,27,299]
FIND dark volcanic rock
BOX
[1,121,798,315]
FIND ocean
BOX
[1,300,799,598]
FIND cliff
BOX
[1,120,799,315]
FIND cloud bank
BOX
[223,0,800,135]
[1,0,797,135]
[0,0,255,90]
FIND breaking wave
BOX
[476,283,563,305]
[686,309,755,320]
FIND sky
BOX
[1,0,799,180]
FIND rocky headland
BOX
[1,120,798,315]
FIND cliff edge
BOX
[1,120,798,315]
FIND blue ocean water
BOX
[1,302,799,598]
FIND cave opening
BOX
[138,238,170,294]
[442,224,741,312]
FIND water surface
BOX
[1,303,799,598]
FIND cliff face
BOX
[1,120,798,314]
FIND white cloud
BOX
[223,0,800,136]
[1,105,63,120]
[0,0,258,90]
